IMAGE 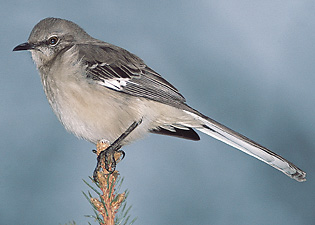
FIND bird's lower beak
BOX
[13,42,35,51]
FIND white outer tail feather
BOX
[184,110,306,182]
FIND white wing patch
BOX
[97,77,131,91]
[89,62,109,69]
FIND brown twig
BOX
[91,141,126,225]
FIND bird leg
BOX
[93,119,142,181]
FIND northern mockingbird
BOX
[13,17,306,182]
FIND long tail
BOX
[183,109,306,182]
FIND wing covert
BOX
[80,43,186,104]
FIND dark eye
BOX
[47,36,59,46]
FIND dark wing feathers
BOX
[150,126,200,141]
[80,43,186,104]
[78,43,196,140]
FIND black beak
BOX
[13,42,35,51]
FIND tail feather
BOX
[184,110,306,182]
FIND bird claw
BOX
[93,119,142,182]
[102,147,125,174]
[93,144,118,180]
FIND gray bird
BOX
[13,17,306,182]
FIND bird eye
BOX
[47,36,59,46]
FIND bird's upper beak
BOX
[13,42,35,51]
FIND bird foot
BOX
[93,119,142,181]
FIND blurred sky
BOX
[1,1,315,225]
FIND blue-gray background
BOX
[1,1,314,225]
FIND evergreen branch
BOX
[83,140,136,225]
